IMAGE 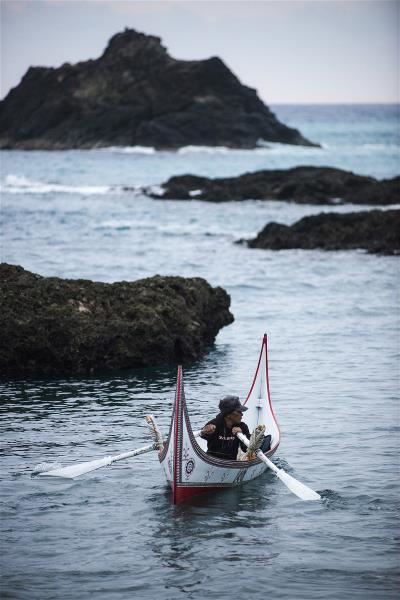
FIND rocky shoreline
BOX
[242,209,400,255]
[0,264,234,378]
[148,166,399,205]
[0,29,315,150]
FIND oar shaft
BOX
[256,450,279,473]
[37,430,202,478]
[102,430,201,463]
[108,443,158,463]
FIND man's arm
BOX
[200,421,217,439]
[233,423,250,452]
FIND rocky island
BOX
[0,264,234,378]
[149,166,399,205]
[0,29,315,150]
[242,209,400,255]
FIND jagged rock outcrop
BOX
[0,264,234,378]
[149,166,399,205]
[0,29,315,150]
[243,209,400,255]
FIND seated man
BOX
[200,395,251,460]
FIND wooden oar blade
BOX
[37,456,112,478]
[237,433,320,502]
[276,469,321,501]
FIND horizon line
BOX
[268,101,399,106]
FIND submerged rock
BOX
[150,166,399,205]
[243,209,400,255]
[0,29,315,150]
[0,264,234,378]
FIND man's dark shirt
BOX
[200,413,251,460]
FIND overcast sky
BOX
[1,0,398,103]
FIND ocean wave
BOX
[95,219,155,231]
[256,140,328,153]
[177,145,238,154]
[79,141,398,157]
[100,145,156,155]
[95,219,233,238]
[95,142,327,156]
[322,142,399,155]
[177,142,326,155]
[1,174,140,196]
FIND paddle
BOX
[34,426,202,479]
[34,442,159,478]
[236,431,321,501]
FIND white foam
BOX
[100,145,156,154]
[32,462,62,475]
[147,185,164,197]
[177,145,233,154]
[92,142,328,156]
[2,174,117,195]
[177,142,326,156]
[21,141,394,159]
[256,141,326,155]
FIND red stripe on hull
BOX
[172,366,182,505]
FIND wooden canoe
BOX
[159,334,281,504]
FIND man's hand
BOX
[201,424,216,436]
[232,426,242,435]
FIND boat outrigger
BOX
[34,335,320,502]
[159,333,281,503]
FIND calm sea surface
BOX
[1,105,399,599]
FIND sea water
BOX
[0,105,399,599]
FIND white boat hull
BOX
[159,334,281,503]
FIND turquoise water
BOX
[1,105,399,599]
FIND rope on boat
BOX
[145,415,164,451]
[238,424,266,460]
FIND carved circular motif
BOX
[185,458,195,476]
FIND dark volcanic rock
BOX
[0,264,234,378]
[149,166,399,205]
[244,209,400,255]
[0,29,315,150]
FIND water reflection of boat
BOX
[159,335,281,504]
